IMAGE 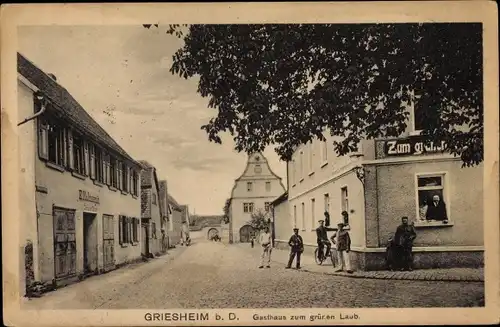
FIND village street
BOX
[22,234,484,310]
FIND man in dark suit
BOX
[316,218,336,260]
[426,195,448,223]
[286,228,304,269]
[394,216,417,271]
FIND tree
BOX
[222,198,231,224]
[150,23,483,167]
[248,209,271,231]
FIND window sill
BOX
[320,162,328,168]
[132,194,138,199]
[71,171,86,180]
[120,243,129,248]
[121,190,128,195]
[45,161,65,172]
[292,184,296,188]
[414,220,454,228]
[131,242,139,246]
[349,153,364,158]
[93,180,104,188]
[308,171,315,176]
[108,186,118,192]
[299,178,304,183]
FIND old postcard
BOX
[1,1,499,326]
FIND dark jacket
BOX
[316,226,336,242]
[336,230,351,252]
[288,234,304,252]
[394,224,417,248]
[426,200,448,221]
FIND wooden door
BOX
[53,207,77,279]
[239,225,254,243]
[102,214,115,271]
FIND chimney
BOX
[47,73,57,81]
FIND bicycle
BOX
[314,242,338,267]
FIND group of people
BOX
[286,211,353,273]
[257,212,418,272]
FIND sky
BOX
[18,25,287,215]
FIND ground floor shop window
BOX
[416,173,449,223]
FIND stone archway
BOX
[207,228,219,240]
[239,225,255,243]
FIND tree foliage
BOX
[248,209,271,231]
[222,198,231,224]
[149,23,483,167]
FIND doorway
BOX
[239,225,255,243]
[83,212,98,275]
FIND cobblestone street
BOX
[22,239,484,310]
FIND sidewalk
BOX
[238,244,484,282]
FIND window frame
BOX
[110,157,118,188]
[72,131,85,175]
[414,172,451,226]
[264,202,270,212]
[301,202,305,231]
[247,182,253,192]
[321,139,328,166]
[310,198,316,231]
[324,193,330,215]
[293,205,297,229]
[341,186,349,214]
[308,141,314,174]
[410,91,425,136]
[265,181,271,192]
[299,150,304,182]
[152,192,157,205]
[44,117,67,167]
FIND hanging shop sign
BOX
[384,136,447,156]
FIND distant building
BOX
[228,153,286,243]
[18,53,143,290]
[139,161,164,257]
[272,105,483,271]
[166,194,183,247]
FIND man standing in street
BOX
[258,226,272,269]
[286,228,304,269]
[334,222,353,273]
[393,216,417,271]
[316,216,336,261]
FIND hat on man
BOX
[318,219,325,223]
[293,227,299,231]
[337,221,345,226]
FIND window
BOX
[311,198,315,230]
[254,164,262,174]
[110,157,118,188]
[264,202,270,212]
[131,170,139,196]
[122,165,128,192]
[247,182,253,192]
[324,193,330,215]
[321,139,328,163]
[293,205,297,228]
[119,215,134,244]
[308,142,314,172]
[301,202,305,231]
[91,145,104,183]
[151,221,157,239]
[243,202,254,213]
[412,92,430,133]
[103,152,110,185]
[152,193,157,205]
[41,118,67,166]
[299,151,304,180]
[416,173,448,222]
[341,187,349,213]
[72,133,84,175]
[265,182,271,192]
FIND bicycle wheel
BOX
[314,248,324,265]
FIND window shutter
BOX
[129,217,133,244]
[90,145,96,179]
[118,162,123,190]
[67,129,74,170]
[118,215,123,245]
[37,119,49,160]
[83,141,89,176]
[104,155,110,185]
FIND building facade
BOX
[273,102,483,271]
[139,161,164,257]
[18,53,143,288]
[228,153,286,243]
[158,180,170,251]
[166,194,183,247]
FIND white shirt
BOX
[260,232,272,246]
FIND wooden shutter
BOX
[83,141,89,176]
[67,129,74,170]
[89,145,96,179]
[118,215,123,245]
[37,119,49,160]
[104,154,110,185]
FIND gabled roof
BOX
[138,160,163,219]
[17,53,141,169]
[167,194,181,211]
